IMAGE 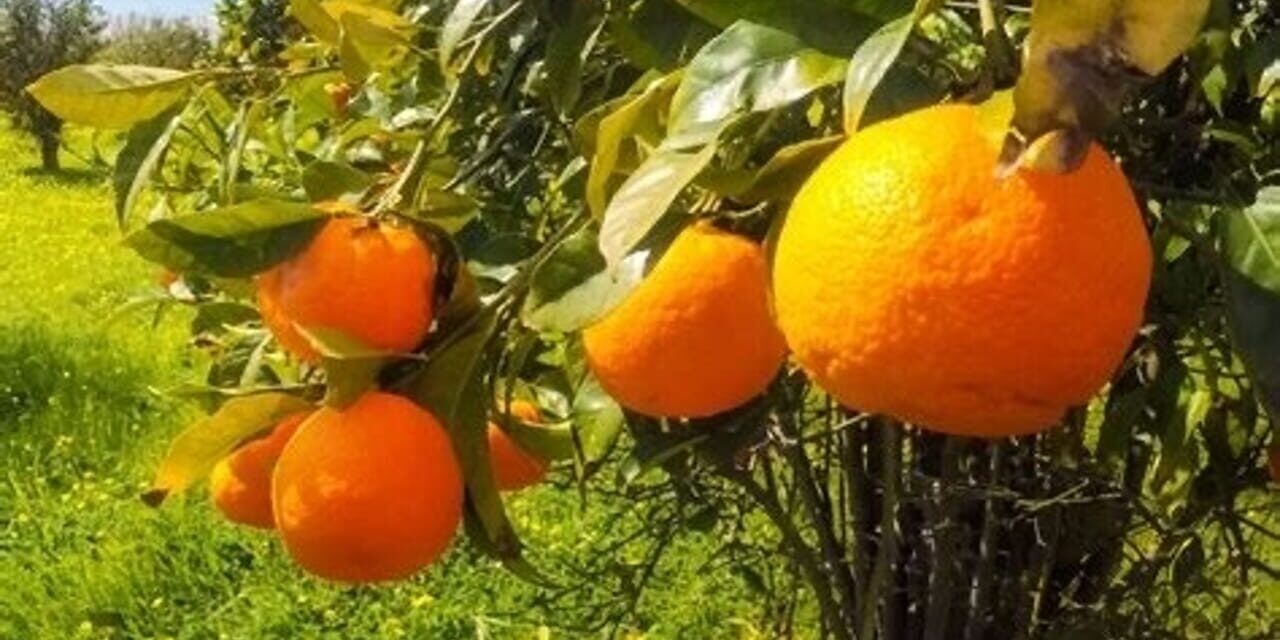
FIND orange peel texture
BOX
[773,104,1152,437]
[272,392,463,583]
[584,223,788,418]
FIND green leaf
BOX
[673,0,893,56]
[394,308,526,560]
[599,142,717,267]
[191,301,261,335]
[572,373,625,463]
[522,229,648,332]
[124,199,328,277]
[440,0,493,79]
[302,160,375,204]
[142,393,314,506]
[291,0,340,43]
[736,135,842,203]
[584,72,682,219]
[669,21,845,137]
[404,189,480,233]
[500,418,576,462]
[608,0,717,71]
[114,108,183,230]
[27,65,198,129]
[1222,188,1280,422]
[841,4,928,134]
[544,0,597,115]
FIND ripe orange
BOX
[257,216,436,359]
[272,392,462,583]
[209,412,310,529]
[488,400,547,492]
[256,268,321,363]
[583,223,787,418]
[773,104,1152,437]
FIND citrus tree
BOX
[25,0,1279,637]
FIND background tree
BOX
[0,0,101,170]
[94,15,211,70]
[214,0,296,66]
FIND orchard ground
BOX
[0,122,796,639]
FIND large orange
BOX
[272,392,463,583]
[488,400,547,492]
[773,104,1152,437]
[258,216,436,359]
[583,223,787,418]
[210,411,310,529]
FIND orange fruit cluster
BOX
[212,213,553,583]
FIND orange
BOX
[258,216,436,359]
[773,104,1152,437]
[272,392,462,583]
[1270,444,1280,485]
[256,268,321,363]
[209,411,310,529]
[488,400,547,491]
[583,223,787,418]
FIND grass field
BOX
[0,125,792,639]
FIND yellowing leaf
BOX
[143,393,315,506]
[26,65,198,129]
[1003,0,1210,173]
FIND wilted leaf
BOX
[1222,187,1280,422]
[27,65,198,129]
[599,142,717,267]
[669,21,845,137]
[143,393,314,506]
[523,228,648,332]
[124,199,327,277]
[1004,0,1210,173]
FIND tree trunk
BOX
[38,131,60,171]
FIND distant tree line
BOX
[0,0,289,170]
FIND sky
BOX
[98,0,213,19]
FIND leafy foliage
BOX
[22,0,1280,637]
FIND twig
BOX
[859,422,903,640]
[964,441,1005,640]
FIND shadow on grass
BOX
[18,166,108,186]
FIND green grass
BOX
[0,126,785,640]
